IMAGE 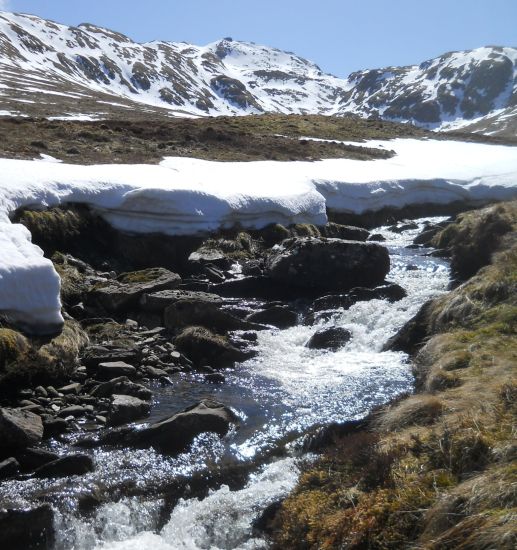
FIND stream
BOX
[2,218,450,549]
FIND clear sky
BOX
[1,0,516,77]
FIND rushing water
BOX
[2,219,450,550]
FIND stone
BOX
[188,247,233,271]
[266,237,390,293]
[108,395,151,426]
[0,457,19,479]
[90,376,152,400]
[175,326,249,368]
[57,382,82,395]
[82,345,141,368]
[42,417,68,438]
[34,386,48,397]
[164,298,256,333]
[57,405,87,418]
[140,289,222,313]
[0,408,43,451]
[0,505,54,549]
[33,454,94,478]
[96,361,137,380]
[246,305,298,329]
[144,366,169,378]
[382,301,433,355]
[16,448,59,471]
[129,400,238,454]
[368,233,386,242]
[89,268,181,312]
[305,327,352,351]
[320,223,369,241]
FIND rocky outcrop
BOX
[266,238,390,293]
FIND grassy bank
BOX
[272,202,517,549]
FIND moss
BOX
[0,328,29,370]
[118,268,167,284]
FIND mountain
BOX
[0,11,516,136]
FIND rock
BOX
[140,289,222,313]
[0,457,19,479]
[108,395,151,426]
[57,382,82,395]
[144,366,169,378]
[89,268,181,312]
[388,221,419,233]
[311,283,407,313]
[266,237,390,293]
[164,298,255,333]
[42,417,68,438]
[96,361,137,380]
[368,233,386,242]
[175,327,249,368]
[57,405,87,418]
[16,448,59,471]
[90,377,152,400]
[246,305,298,329]
[0,504,54,549]
[0,408,43,452]
[205,373,225,384]
[382,300,433,354]
[320,223,369,241]
[212,276,302,300]
[82,345,140,368]
[305,327,352,351]
[34,386,48,397]
[129,400,238,454]
[33,454,94,478]
[188,247,233,271]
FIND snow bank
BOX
[0,138,516,332]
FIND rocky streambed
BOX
[0,211,451,549]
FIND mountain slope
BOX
[0,11,516,136]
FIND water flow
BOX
[55,218,449,550]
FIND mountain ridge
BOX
[0,11,516,136]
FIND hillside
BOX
[0,11,516,136]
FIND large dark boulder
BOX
[0,505,54,549]
[305,327,352,351]
[382,301,433,355]
[266,238,390,293]
[89,268,181,312]
[246,306,298,329]
[311,283,407,312]
[129,400,238,454]
[174,326,249,368]
[0,408,43,453]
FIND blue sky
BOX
[2,0,516,77]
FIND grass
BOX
[271,202,517,549]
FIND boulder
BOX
[188,247,233,271]
[164,298,257,333]
[89,268,181,312]
[140,289,222,313]
[108,394,151,426]
[129,400,238,454]
[382,301,433,354]
[0,408,43,452]
[305,327,352,351]
[246,306,298,329]
[96,361,137,380]
[175,326,249,368]
[90,376,152,400]
[311,283,407,312]
[0,457,19,479]
[16,448,59,471]
[320,223,369,241]
[33,454,94,478]
[0,504,54,550]
[266,238,390,293]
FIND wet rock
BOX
[320,223,369,241]
[164,298,255,333]
[305,327,352,351]
[388,221,419,233]
[246,305,298,329]
[89,268,181,312]
[266,237,390,293]
[382,300,433,354]
[0,504,54,549]
[42,417,68,438]
[212,276,301,300]
[90,376,152,400]
[82,345,140,368]
[0,457,19,479]
[368,233,386,242]
[96,361,137,380]
[144,366,169,378]
[175,326,249,368]
[57,382,82,395]
[16,448,60,471]
[253,500,283,535]
[140,289,222,313]
[108,395,151,426]
[33,454,94,478]
[129,400,238,454]
[0,408,43,452]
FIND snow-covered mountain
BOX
[0,11,516,136]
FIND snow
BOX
[0,138,517,332]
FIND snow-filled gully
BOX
[1,220,450,549]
